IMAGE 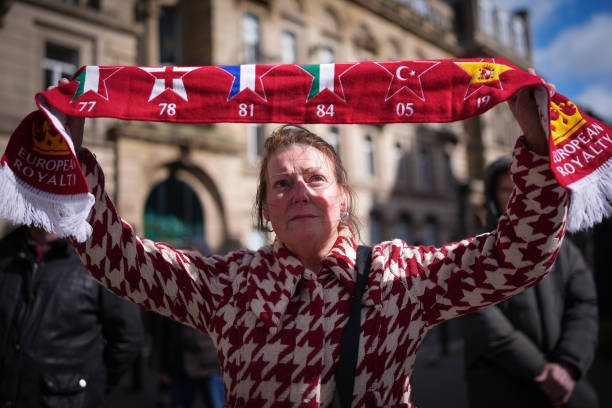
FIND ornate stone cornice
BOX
[349,0,462,56]
[21,0,142,35]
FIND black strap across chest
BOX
[333,245,373,408]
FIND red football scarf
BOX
[1,58,611,241]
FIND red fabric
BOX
[1,110,87,196]
[0,58,610,238]
[39,59,535,124]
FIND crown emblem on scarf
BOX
[32,120,70,155]
[549,100,586,146]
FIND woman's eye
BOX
[310,175,325,183]
[274,179,289,188]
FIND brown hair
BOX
[255,125,359,236]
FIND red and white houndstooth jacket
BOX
[72,137,568,407]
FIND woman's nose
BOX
[292,180,309,203]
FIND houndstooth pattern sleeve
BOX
[374,136,569,327]
[71,148,247,333]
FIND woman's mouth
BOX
[290,214,316,221]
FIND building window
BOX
[354,24,378,59]
[42,43,78,89]
[423,216,438,246]
[328,126,340,157]
[418,147,433,191]
[85,0,100,9]
[443,152,455,193]
[58,0,100,8]
[242,13,261,63]
[364,135,375,178]
[319,46,335,64]
[323,7,341,33]
[281,30,297,64]
[478,0,494,36]
[370,210,384,244]
[144,177,204,246]
[512,16,528,56]
[495,7,511,46]
[395,213,413,243]
[159,5,181,64]
[247,124,265,164]
[394,141,407,185]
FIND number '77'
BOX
[78,101,96,112]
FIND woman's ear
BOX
[263,205,270,221]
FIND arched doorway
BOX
[143,176,205,249]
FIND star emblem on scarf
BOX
[218,64,277,101]
[71,66,122,102]
[455,59,514,100]
[298,63,359,102]
[374,61,440,101]
[140,66,200,102]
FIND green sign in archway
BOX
[144,177,204,247]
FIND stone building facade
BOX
[0,0,532,251]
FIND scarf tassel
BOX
[0,163,94,242]
[567,156,612,232]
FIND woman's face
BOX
[263,144,346,254]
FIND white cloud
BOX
[533,13,612,122]
[534,14,612,80]
[576,84,612,124]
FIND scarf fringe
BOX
[0,164,94,242]
[567,156,612,232]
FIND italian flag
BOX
[71,66,100,101]
[299,63,356,101]
[70,66,119,101]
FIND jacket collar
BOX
[246,228,382,331]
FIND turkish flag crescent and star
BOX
[1,58,611,241]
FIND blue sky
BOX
[492,0,612,122]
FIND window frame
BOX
[281,30,297,64]
[42,42,79,90]
[242,12,262,64]
[247,123,265,164]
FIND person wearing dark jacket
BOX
[462,156,599,408]
[0,225,144,408]
[149,315,226,408]
[147,239,226,408]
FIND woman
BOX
[67,78,566,407]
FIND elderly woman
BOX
[67,79,565,407]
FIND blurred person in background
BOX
[461,156,599,408]
[0,225,144,408]
[149,315,225,408]
[148,239,225,408]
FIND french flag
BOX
[219,64,273,101]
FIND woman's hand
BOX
[507,68,555,155]
[50,78,85,158]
